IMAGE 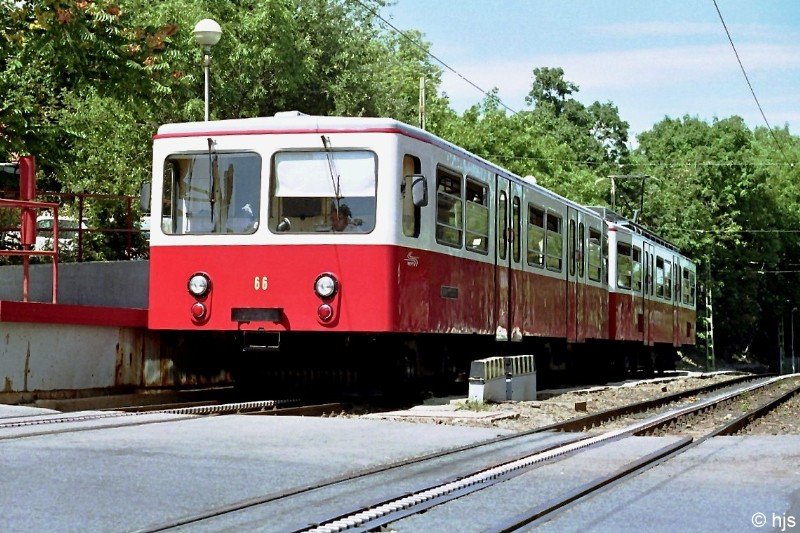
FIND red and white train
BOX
[147,112,696,383]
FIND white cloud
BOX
[593,21,794,41]
[439,42,800,111]
[595,21,721,38]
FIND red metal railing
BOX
[36,191,140,262]
[0,198,60,303]
[0,190,144,262]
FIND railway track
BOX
[130,373,793,532]
[0,399,347,441]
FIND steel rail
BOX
[298,376,785,533]
[552,373,758,432]
[493,377,799,531]
[0,399,298,437]
[716,381,800,436]
[490,437,694,532]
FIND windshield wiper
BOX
[207,138,219,225]
[321,135,342,211]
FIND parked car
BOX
[35,215,88,252]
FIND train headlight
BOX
[314,273,338,299]
[188,273,211,298]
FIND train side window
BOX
[651,254,656,296]
[498,191,507,260]
[656,256,665,298]
[683,268,696,306]
[682,268,690,304]
[568,219,576,276]
[401,155,422,238]
[617,242,632,289]
[664,260,672,300]
[632,246,642,291]
[162,161,176,233]
[545,213,563,272]
[435,167,463,248]
[578,222,585,278]
[512,196,521,262]
[527,205,545,268]
[588,228,601,281]
[465,178,489,254]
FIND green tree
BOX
[634,116,800,362]
[1,0,446,259]
[439,67,629,208]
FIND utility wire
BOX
[712,0,792,163]
[486,153,795,168]
[349,0,521,115]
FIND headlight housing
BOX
[314,273,338,299]
[188,273,211,298]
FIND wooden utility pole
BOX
[418,77,426,131]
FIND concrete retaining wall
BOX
[0,260,149,308]
[0,322,157,393]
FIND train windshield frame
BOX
[161,151,261,235]
[269,149,377,234]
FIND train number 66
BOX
[253,276,268,291]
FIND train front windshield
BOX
[162,152,261,235]
[269,150,377,234]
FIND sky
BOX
[381,0,800,139]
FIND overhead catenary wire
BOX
[485,153,795,168]
[712,0,792,164]
[348,0,521,115]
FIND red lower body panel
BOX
[149,244,495,334]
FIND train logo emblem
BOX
[404,252,419,267]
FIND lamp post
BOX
[193,18,222,122]
[792,307,797,374]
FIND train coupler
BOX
[241,331,281,352]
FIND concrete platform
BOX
[0,260,239,398]
[364,403,519,422]
[0,304,156,396]
[0,403,58,418]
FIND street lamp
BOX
[193,18,222,122]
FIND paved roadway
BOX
[1,404,798,532]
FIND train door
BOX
[566,208,584,342]
[494,175,512,341]
[508,181,524,341]
[672,254,681,346]
[577,214,586,342]
[643,241,655,346]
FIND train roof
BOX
[157,113,526,186]
[156,112,408,137]
[588,206,682,254]
[157,113,598,212]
